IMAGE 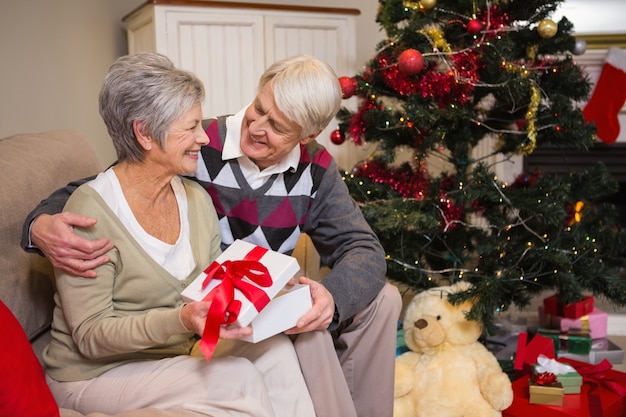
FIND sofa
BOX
[0,129,325,417]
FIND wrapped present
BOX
[529,381,564,406]
[558,338,625,365]
[503,358,626,417]
[181,239,300,360]
[240,283,311,343]
[543,295,594,319]
[539,306,608,339]
[537,328,592,355]
[514,332,556,373]
[532,355,582,394]
[558,371,584,394]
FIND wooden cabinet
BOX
[123,1,362,169]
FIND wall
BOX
[0,0,140,165]
[554,0,626,35]
[0,0,382,167]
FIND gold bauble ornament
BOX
[403,1,421,10]
[537,19,558,39]
[420,0,437,10]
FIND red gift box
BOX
[504,358,626,417]
[543,295,594,319]
[514,332,556,373]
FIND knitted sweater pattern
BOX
[197,117,332,255]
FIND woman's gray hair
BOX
[99,52,205,162]
[258,54,342,138]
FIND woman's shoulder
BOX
[180,176,205,192]
[181,176,214,206]
[65,180,103,211]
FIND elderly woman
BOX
[43,52,315,417]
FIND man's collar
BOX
[222,107,247,160]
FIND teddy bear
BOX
[394,281,513,417]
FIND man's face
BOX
[240,82,312,170]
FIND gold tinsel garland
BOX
[518,82,540,155]
[419,24,452,53]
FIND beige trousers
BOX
[294,282,402,417]
[47,333,315,417]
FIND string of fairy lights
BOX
[338,0,597,289]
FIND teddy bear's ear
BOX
[449,281,473,293]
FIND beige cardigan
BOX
[44,177,222,381]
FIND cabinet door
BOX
[264,14,356,77]
[265,13,363,169]
[162,9,266,118]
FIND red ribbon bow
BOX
[569,359,626,417]
[198,245,272,361]
[533,371,558,386]
[576,359,626,397]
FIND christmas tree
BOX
[335,0,626,331]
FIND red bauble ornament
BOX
[467,19,483,35]
[330,129,346,145]
[338,76,358,99]
[398,49,424,76]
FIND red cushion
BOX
[0,300,60,417]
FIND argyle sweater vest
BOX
[196,117,333,254]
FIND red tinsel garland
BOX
[347,99,378,145]
[377,50,481,108]
[477,5,510,39]
[353,160,430,201]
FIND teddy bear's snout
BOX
[414,319,428,329]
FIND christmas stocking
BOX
[583,47,626,144]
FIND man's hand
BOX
[284,276,335,334]
[31,213,114,278]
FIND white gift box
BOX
[181,239,300,327]
[242,283,312,343]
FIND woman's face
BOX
[161,103,209,175]
[240,82,312,170]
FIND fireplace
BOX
[523,142,626,228]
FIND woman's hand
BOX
[180,302,252,339]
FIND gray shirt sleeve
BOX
[303,159,387,326]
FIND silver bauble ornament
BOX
[573,38,587,55]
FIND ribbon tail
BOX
[199,283,233,361]
[237,280,272,312]
[588,392,604,417]
[199,336,218,362]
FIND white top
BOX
[88,169,195,280]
